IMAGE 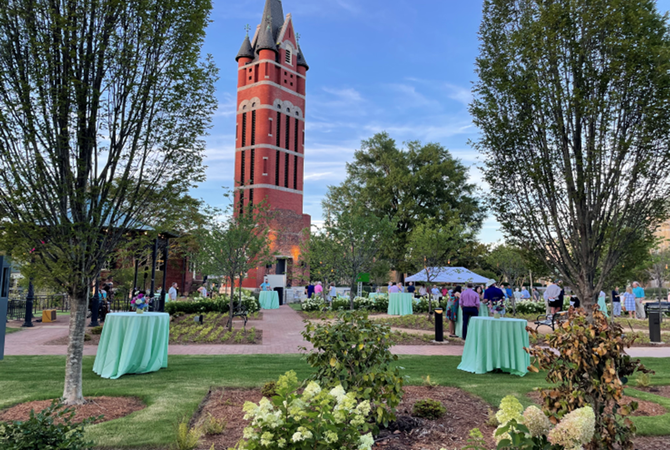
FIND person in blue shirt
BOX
[484,282,505,315]
[259,277,271,291]
[520,286,531,299]
[505,285,513,299]
[632,282,646,319]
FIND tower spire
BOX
[261,0,285,40]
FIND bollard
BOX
[434,308,444,342]
[649,309,662,343]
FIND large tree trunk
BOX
[228,276,235,332]
[62,287,89,405]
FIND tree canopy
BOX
[471,0,670,309]
[0,0,217,403]
[324,132,485,276]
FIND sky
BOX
[196,0,670,244]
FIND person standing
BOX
[460,283,480,341]
[447,286,462,338]
[505,284,513,300]
[475,285,485,303]
[543,280,563,319]
[419,285,427,297]
[624,286,636,319]
[168,282,178,303]
[314,282,323,299]
[407,281,416,295]
[520,286,531,299]
[389,283,400,294]
[612,287,621,317]
[632,282,646,319]
[260,277,271,291]
[327,283,337,303]
[484,281,505,315]
[197,285,208,298]
[397,282,404,293]
[532,287,540,302]
[431,285,440,301]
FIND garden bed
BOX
[192,386,496,450]
[0,397,145,424]
[170,313,262,344]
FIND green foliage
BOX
[459,428,489,450]
[494,420,556,450]
[301,296,326,312]
[510,300,546,315]
[412,399,446,420]
[485,245,529,287]
[0,400,99,450]
[239,371,374,450]
[636,372,652,388]
[165,296,260,316]
[200,413,226,436]
[261,381,277,398]
[471,0,670,310]
[323,132,485,275]
[194,198,276,331]
[174,420,201,450]
[528,309,651,449]
[301,311,405,427]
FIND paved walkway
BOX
[4,306,670,357]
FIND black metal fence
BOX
[6,294,70,320]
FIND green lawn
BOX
[4,327,22,334]
[288,302,302,312]
[0,355,669,448]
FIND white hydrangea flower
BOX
[291,431,304,443]
[329,385,346,402]
[548,407,596,450]
[260,432,273,447]
[358,433,374,450]
[324,431,339,443]
[302,381,322,399]
[277,438,286,448]
[523,406,552,438]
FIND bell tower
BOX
[234,0,311,289]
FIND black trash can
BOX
[649,310,662,343]
[274,287,284,306]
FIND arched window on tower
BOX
[285,48,292,65]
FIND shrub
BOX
[414,297,440,313]
[165,294,260,316]
[0,400,99,450]
[201,413,226,435]
[412,399,446,420]
[527,308,651,449]
[239,371,374,450]
[370,294,389,312]
[261,381,277,398]
[353,296,376,310]
[301,296,325,312]
[331,298,350,310]
[89,326,103,335]
[301,311,404,427]
[174,420,202,450]
[636,372,652,388]
[509,299,546,315]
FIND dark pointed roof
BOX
[256,21,277,53]
[297,44,309,69]
[261,0,285,40]
[235,35,254,61]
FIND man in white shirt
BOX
[544,280,563,318]
[168,283,178,302]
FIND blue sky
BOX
[196,0,670,244]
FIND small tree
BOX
[309,204,394,309]
[406,218,468,313]
[301,229,342,304]
[0,0,216,404]
[195,199,276,331]
[486,245,529,288]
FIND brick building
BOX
[233,0,311,288]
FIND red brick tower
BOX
[234,0,311,289]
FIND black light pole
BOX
[434,308,444,342]
[159,239,169,312]
[22,277,34,327]
[149,237,158,311]
[89,276,100,327]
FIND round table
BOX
[598,297,609,318]
[387,293,414,315]
[457,317,530,377]
[93,312,169,380]
[259,291,280,309]
[455,303,490,338]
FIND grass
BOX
[4,327,22,334]
[288,303,302,312]
[1,355,670,448]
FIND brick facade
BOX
[234,1,311,289]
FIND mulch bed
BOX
[193,386,496,450]
[527,391,666,417]
[0,397,145,424]
[634,385,670,399]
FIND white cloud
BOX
[304,171,334,181]
[444,83,473,106]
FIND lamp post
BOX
[89,276,100,327]
[22,277,34,327]
[434,308,444,342]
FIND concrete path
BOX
[4,306,670,357]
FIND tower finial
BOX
[244,24,251,35]
[296,33,301,42]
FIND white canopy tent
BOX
[405,267,491,284]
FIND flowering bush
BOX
[165,293,260,315]
[547,407,595,450]
[510,299,547,315]
[302,296,325,312]
[414,297,440,313]
[353,296,376,310]
[492,395,594,450]
[238,371,373,450]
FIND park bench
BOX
[534,311,568,332]
[225,304,249,330]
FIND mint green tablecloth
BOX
[259,291,280,309]
[456,303,489,338]
[598,297,609,318]
[93,312,169,380]
[457,317,530,377]
[387,293,414,315]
